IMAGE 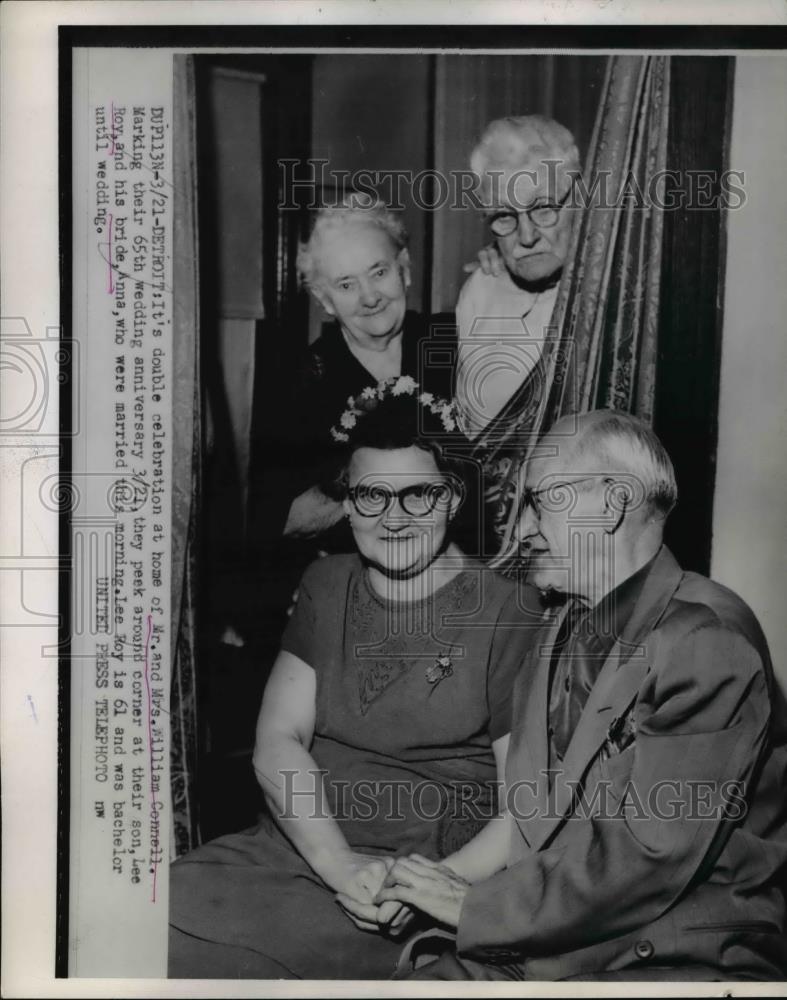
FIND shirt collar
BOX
[582,552,660,654]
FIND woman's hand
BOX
[332,852,392,898]
[334,854,415,935]
[332,853,393,932]
[373,854,470,930]
[375,899,416,937]
[336,891,416,937]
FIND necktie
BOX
[549,599,597,762]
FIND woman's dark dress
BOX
[169,554,542,979]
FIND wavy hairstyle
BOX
[296,197,409,291]
[470,114,580,208]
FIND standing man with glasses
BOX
[369,410,787,982]
[454,115,579,439]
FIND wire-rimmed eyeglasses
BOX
[522,475,608,516]
[488,191,570,237]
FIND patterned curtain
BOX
[170,55,202,856]
[471,55,671,566]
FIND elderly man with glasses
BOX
[455,115,579,439]
[364,410,787,983]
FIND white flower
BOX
[391,375,417,397]
[346,395,355,408]
[442,416,457,432]
[340,411,357,429]
[330,427,349,443]
[361,386,377,400]
[418,392,434,405]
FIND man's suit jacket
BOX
[457,546,787,979]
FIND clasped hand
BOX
[335,853,469,935]
[334,853,413,935]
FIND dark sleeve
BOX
[252,343,325,538]
[283,344,349,497]
[422,311,458,403]
[279,561,323,667]
[487,583,544,742]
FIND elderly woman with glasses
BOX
[455,115,580,440]
[168,377,543,980]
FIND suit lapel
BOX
[525,547,685,852]
[507,607,565,849]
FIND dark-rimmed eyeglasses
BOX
[522,476,608,516]
[347,480,458,518]
[488,192,570,237]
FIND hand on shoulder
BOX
[463,243,505,277]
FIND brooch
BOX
[425,652,454,690]
[604,712,637,756]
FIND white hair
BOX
[565,410,678,520]
[471,115,581,207]
[296,198,409,289]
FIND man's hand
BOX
[463,243,505,276]
[284,486,344,538]
[373,854,470,929]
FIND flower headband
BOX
[330,375,460,444]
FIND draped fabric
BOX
[470,55,671,565]
[170,55,203,856]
